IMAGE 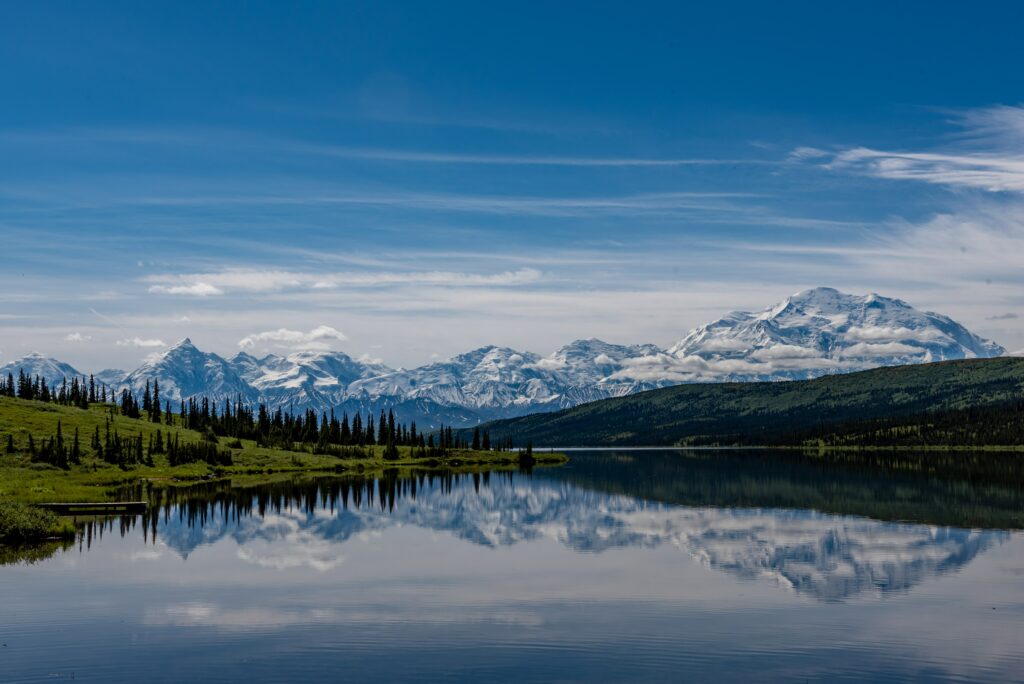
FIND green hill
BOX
[468,357,1024,447]
[0,395,562,506]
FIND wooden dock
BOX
[37,501,148,515]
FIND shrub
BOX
[0,501,61,544]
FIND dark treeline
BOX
[3,373,513,468]
[0,370,109,409]
[21,420,81,470]
[122,379,511,459]
[793,399,1024,448]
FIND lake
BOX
[2,449,1023,682]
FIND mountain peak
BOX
[0,353,83,384]
[662,287,1005,383]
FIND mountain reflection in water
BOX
[73,449,1016,603]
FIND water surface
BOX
[2,450,1023,682]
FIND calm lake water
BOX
[3,449,1024,682]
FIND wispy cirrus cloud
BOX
[829,147,1024,192]
[292,144,778,167]
[144,267,544,297]
[0,125,776,169]
[819,105,1024,193]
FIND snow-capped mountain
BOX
[0,352,85,386]
[122,338,258,405]
[346,339,671,419]
[3,288,1007,425]
[94,368,128,387]
[610,287,1006,384]
[237,349,394,410]
[348,346,552,412]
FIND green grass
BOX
[0,395,567,506]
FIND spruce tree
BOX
[152,379,161,422]
[365,414,375,445]
[71,428,81,465]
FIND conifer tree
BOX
[340,413,351,444]
[71,428,81,465]
[152,379,161,423]
[365,413,375,445]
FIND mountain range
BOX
[0,287,1007,427]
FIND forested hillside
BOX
[468,358,1024,447]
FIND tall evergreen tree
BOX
[71,428,81,465]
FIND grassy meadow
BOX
[0,395,566,510]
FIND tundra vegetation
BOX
[0,372,566,535]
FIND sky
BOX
[2,1,1024,371]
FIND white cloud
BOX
[610,350,856,384]
[822,105,1024,193]
[841,342,926,358]
[593,353,616,365]
[843,325,942,343]
[788,146,829,161]
[149,282,224,297]
[830,147,1024,192]
[117,337,166,348]
[749,345,821,361]
[238,325,348,351]
[145,267,543,296]
[527,357,567,371]
[64,332,91,342]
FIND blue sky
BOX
[2,1,1024,370]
